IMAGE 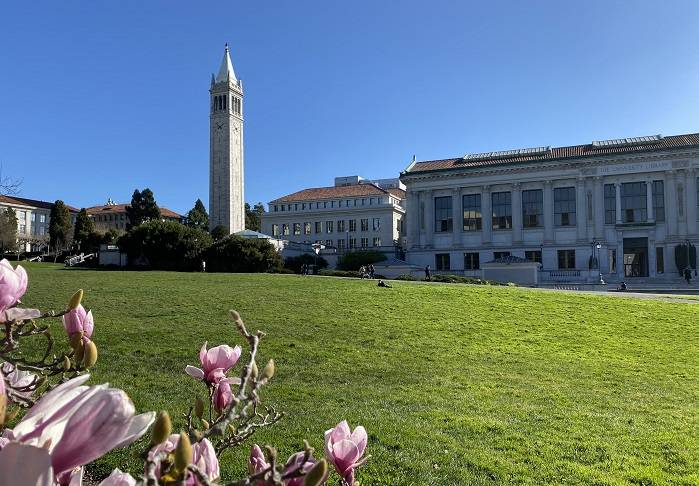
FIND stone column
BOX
[576,177,587,241]
[452,188,462,246]
[615,182,622,224]
[665,171,677,236]
[481,185,492,245]
[593,177,604,239]
[687,168,698,235]
[424,190,434,248]
[677,170,688,237]
[512,183,522,245]
[543,180,554,243]
[648,234,657,277]
[617,239,624,278]
[646,180,654,222]
[407,190,419,249]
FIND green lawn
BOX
[18,263,699,485]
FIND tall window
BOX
[525,250,542,264]
[652,181,665,222]
[337,220,345,232]
[493,251,511,260]
[554,187,576,226]
[557,250,576,269]
[522,189,543,228]
[304,222,311,235]
[326,221,333,233]
[349,220,357,232]
[360,219,369,231]
[604,184,616,224]
[656,247,664,274]
[464,252,480,270]
[491,192,512,230]
[462,194,482,231]
[337,239,345,250]
[360,237,368,248]
[435,253,450,271]
[315,222,322,234]
[349,238,356,249]
[326,239,333,247]
[621,182,647,223]
[372,237,381,247]
[282,224,289,236]
[293,223,301,235]
[372,218,381,231]
[434,196,453,232]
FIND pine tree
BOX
[0,208,18,254]
[126,188,161,229]
[245,202,265,232]
[49,200,72,260]
[186,199,209,229]
[73,208,95,252]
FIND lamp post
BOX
[686,239,692,276]
[591,239,604,284]
[312,243,321,275]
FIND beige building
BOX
[86,200,182,233]
[0,196,78,252]
[261,176,406,258]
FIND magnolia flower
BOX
[1,361,38,404]
[283,451,327,486]
[324,421,368,486]
[3,374,155,484]
[185,341,242,384]
[0,259,27,313]
[62,304,94,342]
[149,434,219,485]
[98,468,137,486]
[248,444,268,485]
[213,378,235,413]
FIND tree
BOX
[49,200,72,261]
[206,235,282,273]
[0,164,22,196]
[73,209,95,252]
[186,199,209,229]
[337,250,387,270]
[0,208,18,255]
[211,224,228,241]
[284,253,328,273]
[126,188,161,229]
[245,203,265,232]
[674,243,697,275]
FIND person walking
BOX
[425,265,431,281]
[369,264,375,279]
[684,267,692,285]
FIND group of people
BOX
[359,264,376,279]
[300,263,315,275]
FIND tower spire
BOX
[215,43,237,83]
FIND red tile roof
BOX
[387,187,406,199]
[0,195,78,212]
[271,183,400,203]
[86,203,181,219]
[405,132,699,174]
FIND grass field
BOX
[18,263,699,485]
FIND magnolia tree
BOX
[0,259,368,485]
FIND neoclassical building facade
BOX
[400,133,699,281]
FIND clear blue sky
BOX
[1,1,698,214]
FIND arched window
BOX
[223,95,227,110]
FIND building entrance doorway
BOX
[623,237,648,277]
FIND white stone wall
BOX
[402,150,699,281]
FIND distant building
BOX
[86,199,182,233]
[0,196,78,252]
[400,132,699,282]
[260,176,406,261]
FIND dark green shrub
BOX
[284,254,328,273]
[395,274,418,281]
[206,235,282,273]
[118,220,212,271]
[318,269,359,278]
[337,251,387,270]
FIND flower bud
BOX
[62,355,71,371]
[304,458,328,486]
[250,360,258,379]
[82,340,98,369]
[174,432,192,472]
[68,289,83,310]
[201,419,210,429]
[0,394,6,428]
[69,332,84,351]
[194,397,205,419]
[262,359,275,380]
[151,411,172,445]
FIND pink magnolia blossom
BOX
[283,451,327,486]
[62,305,94,342]
[324,421,368,486]
[3,374,155,484]
[213,378,235,413]
[98,468,137,486]
[185,341,242,384]
[1,361,38,404]
[248,444,268,485]
[148,434,219,485]
[0,259,27,313]
[0,441,54,485]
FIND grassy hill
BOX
[18,263,699,485]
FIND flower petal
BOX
[0,442,54,486]
[185,366,205,381]
[98,469,137,486]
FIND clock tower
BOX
[209,44,244,234]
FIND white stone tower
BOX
[209,44,245,233]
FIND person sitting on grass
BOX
[377,279,392,288]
